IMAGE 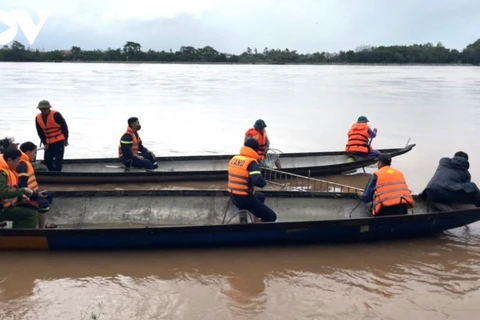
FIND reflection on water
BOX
[1,232,480,319]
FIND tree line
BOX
[1,39,480,65]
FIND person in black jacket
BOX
[420,151,480,207]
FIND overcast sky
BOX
[1,0,479,54]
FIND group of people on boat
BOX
[225,115,480,222]
[117,117,282,171]
[1,100,480,228]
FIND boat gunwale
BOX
[39,144,416,165]
[1,206,479,236]
[34,144,416,178]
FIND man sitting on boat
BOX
[358,153,415,216]
[420,151,480,207]
[228,138,278,223]
[345,116,380,159]
[0,147,38,228]
[16,142,57,228]
[244,119,282,169]
[118,117,158,171]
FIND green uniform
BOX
[0,173,37,228]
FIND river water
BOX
[0,62,480,319]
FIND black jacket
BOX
[421,156,479,199]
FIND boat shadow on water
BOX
[0,188,479,251]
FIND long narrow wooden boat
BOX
[1,188,478,251]
[35,144,416,184]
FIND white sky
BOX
[1,0,479,53]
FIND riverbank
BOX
[0,60,475,66]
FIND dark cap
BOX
[244,138,259,152]
[357,116,369,123]
[254,119,267,129]
[377,153,392,166]
[37,100,52,109]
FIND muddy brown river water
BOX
[1,63,480,319]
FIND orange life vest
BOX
[118,127,141,158]
[0,155,19,208]
[228,146,260,196]
[346,122,371,154]
[372,166,415,215]
[35,110,66,144]
[19,152,39,192]
[245,128,267,160]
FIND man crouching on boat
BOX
[118,117,158,171]
[227,138,278,222]
[357,153,415,216]
[16,142,57,228]
[0,147,37,228]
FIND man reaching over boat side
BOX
[0,147,37,228]
[357,153,415,216]
[16,142,57,228]
[228,138,278,223]
[35,100,69,171]
[118,117,158,171]
[345,116,380,159]
[245,119,282,169]
[419,151,480,207]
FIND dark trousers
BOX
[0,206,37,228]
[232,192,278,222]
[424,189,480,207]
[31,193,53,213]
[121,152,158,170]
[44,141,65,172]
[375,204,409,216]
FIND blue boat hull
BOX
[1,207,478,251]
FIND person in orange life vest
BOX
[35,100,69,172]
[0,147,37,228]
[16,142,57,229]
[228,138,278,222]
[244,119,282,169]
[345,116,381,159]
[118,117,158,170]
[357,153,415,216]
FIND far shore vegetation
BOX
[1,38,479,65]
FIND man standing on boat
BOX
[16,142,57,228]
[227,138,278,223]
[244,119,282,169]
[345,116,380,159]
[420,151,480,207]
[118,117,158,170]
[357,153,415,216]
[35,100,69,171]
[0,147,37,228]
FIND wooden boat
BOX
[1,188,478,251]
[34,144,416,184]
